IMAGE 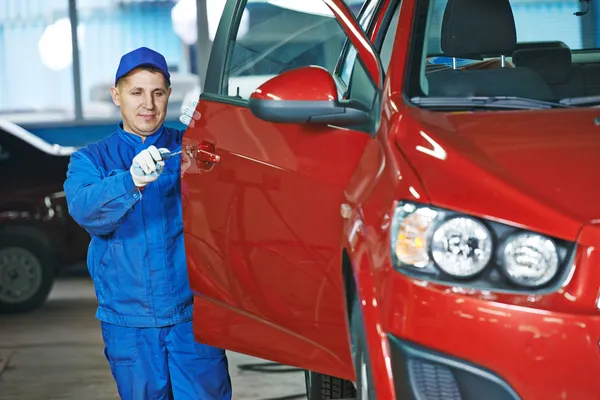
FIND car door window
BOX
[222,0,368,100]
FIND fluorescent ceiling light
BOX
[171,0,249,43]
[38,18,85,71]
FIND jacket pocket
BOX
[101,322,140,365]
[97,244,110,273]
[100,242,150,314]
[87,238,108,279]
[93,243,113,305]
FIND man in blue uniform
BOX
[64,47,232,400]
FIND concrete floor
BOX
[0,276,308,400]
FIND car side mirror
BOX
[248,66,370,126]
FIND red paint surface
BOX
[250,66,337,102]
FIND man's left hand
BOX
[180,100,201,128]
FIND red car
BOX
[181,0,600,398]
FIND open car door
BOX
[181,0,383,380]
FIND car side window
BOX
[222,0,367,100]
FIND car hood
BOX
[0,118,79,156]
[396,107,600,241]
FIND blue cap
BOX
[115,47,171,86]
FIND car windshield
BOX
[406,0,600,109]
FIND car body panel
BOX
[340,133,428,398]
[181,0,394,378]
[395,107,600,240]
[181,96,371,377]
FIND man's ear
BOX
[167,87,172,99]
[110,86,121,107]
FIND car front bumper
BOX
[384,298,600,400]
[387,334,520,400]
[380,238,600,399]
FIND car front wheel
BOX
[351,297,376,400]
[0,234,55,313]
[305,369,356,399]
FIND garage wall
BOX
[0,0,188,121]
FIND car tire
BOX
[0,234,55,314]
[305,369,357,399]
[351,297,376,400]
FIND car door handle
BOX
[194,148,220,163]
[186,142,221,164]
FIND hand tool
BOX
[160,150,182,160]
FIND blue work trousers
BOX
[101,321,232,400]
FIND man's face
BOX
[110,68,171,140]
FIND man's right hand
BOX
[130,145,170,188]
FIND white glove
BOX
[180,100,201,128]
[130,145,170,188]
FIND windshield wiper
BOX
[559,95,600,106]
[411,96,573,110]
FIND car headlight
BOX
[390,202,575,292]
[501,232,559,288]
[430,216,494,278]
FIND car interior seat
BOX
[512,41,586,99]
[426,0,554,100]
[581,63,600,96]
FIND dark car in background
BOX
[0,118,89,313]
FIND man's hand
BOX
[180,100,201,128]
[130,145,170,188]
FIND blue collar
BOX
[117,123,165,146]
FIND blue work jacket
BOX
[64,124,192,327]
